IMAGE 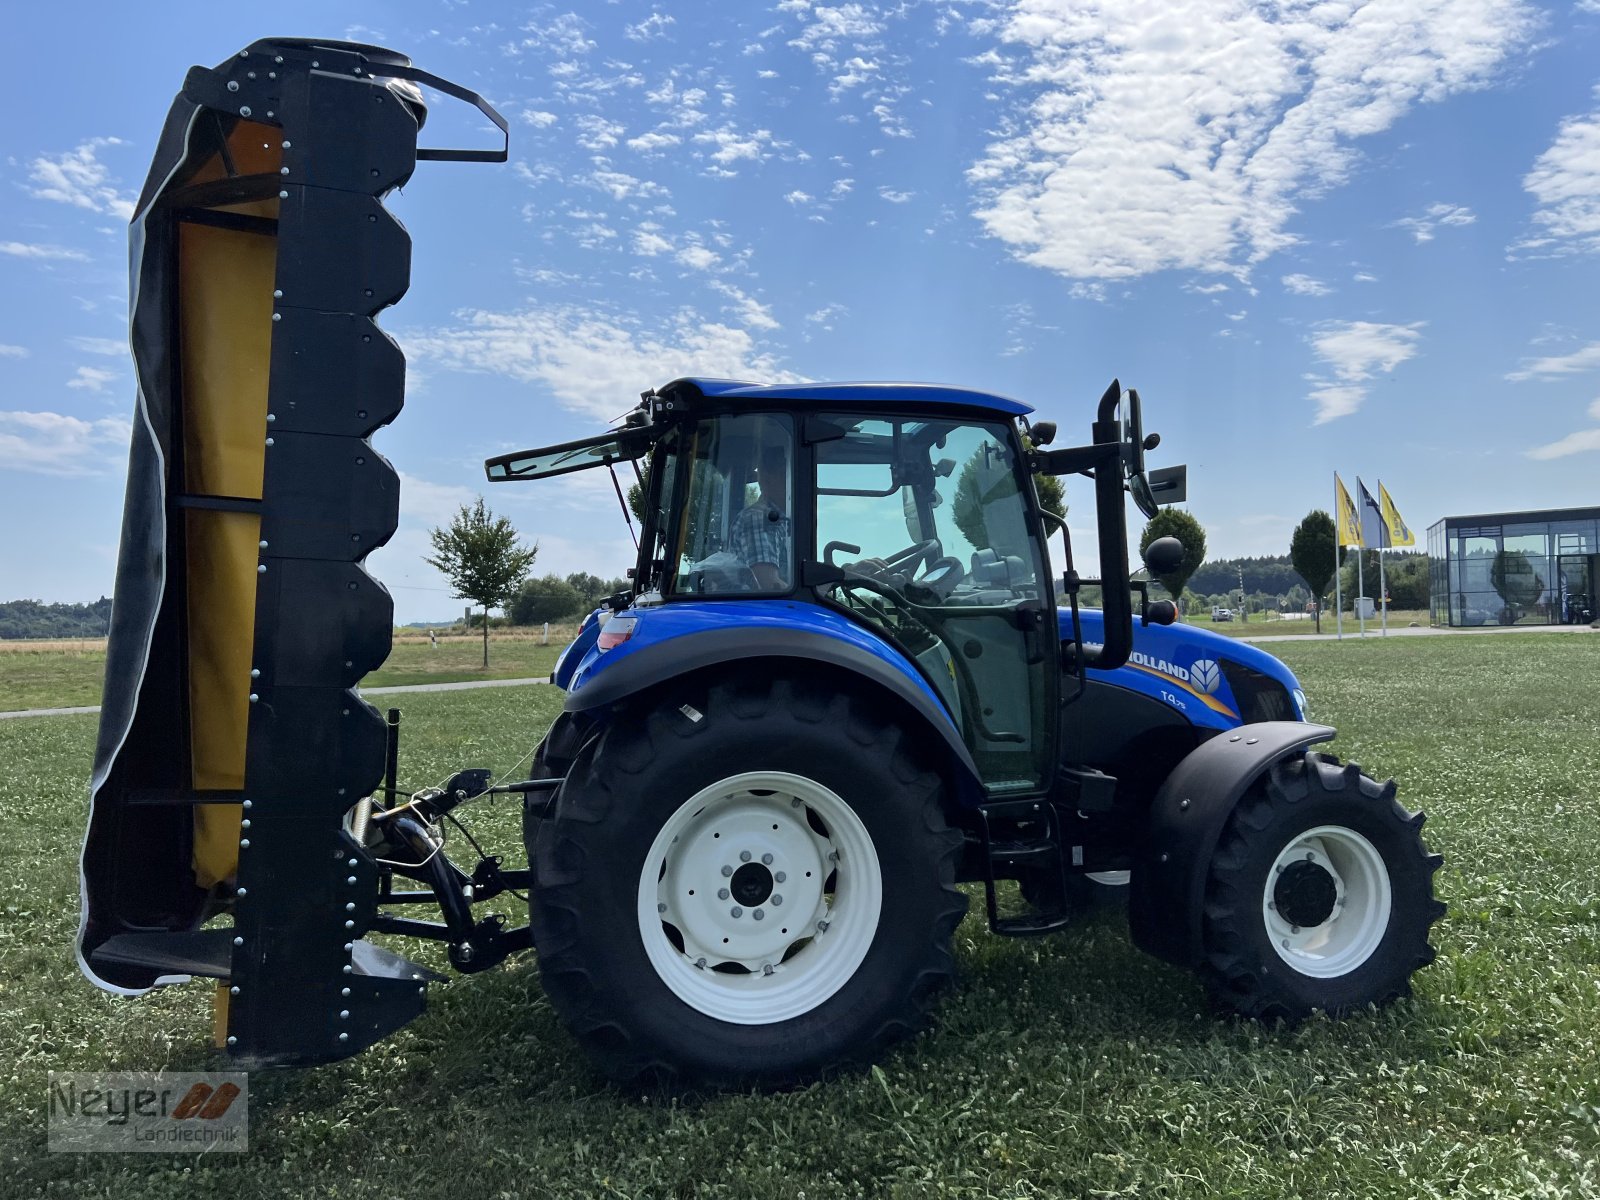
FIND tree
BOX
[512,575,583,625]
[1491,549,1544,624]
[1289,509,1337,632]
[565,572,609,609]
[424,497,538,668]
[1138,509,1207,612]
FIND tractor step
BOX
[89,929,235,979]
[976,800,1075,937]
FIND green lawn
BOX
[3,635,1597,1197]
[0,633,572,713]
[1186,609,1430,638]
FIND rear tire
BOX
[527,671,968,1085]
[1200,752,1445,1021]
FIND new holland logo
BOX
[1190,658,1222,695]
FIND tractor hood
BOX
[1070,609,1306,731]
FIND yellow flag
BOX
[1335,474,1363,547]
[1378,482,1415,547]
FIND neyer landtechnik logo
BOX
[48,1072,248,1153]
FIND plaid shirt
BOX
[729,500,790,576]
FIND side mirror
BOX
[1143,536,1185,576]
[1029,420,1057,446]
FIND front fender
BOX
[1128,721,1336,968]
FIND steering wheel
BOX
[881,539,941,575]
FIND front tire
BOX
[1200,752,1445,1021]
[528,671,968,1085]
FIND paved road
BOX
[0,676,551,721]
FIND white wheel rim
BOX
[636,770,882,1024]
[1262,824,1392,978]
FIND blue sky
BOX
[3,0,1599,622]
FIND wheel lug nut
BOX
[762,963,774,976]
[753,910,765,921]
[775,871,786,883]
[718,888,729,900]
[721,865,733,877]
[1267,902,1275,911]
[1290,925,1300,934]
[771,894,783,906]
[817,919,829,932]
[761,853,773,865]
[731,907,743,918]
[740,850,752,862]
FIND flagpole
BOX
[1336,544,1343,640]
[1380,546,1388,636]
[1357,545,1366,637]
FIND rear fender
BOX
[563,624,985,805]
[1128,721,1336,968]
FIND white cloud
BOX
[575,115,625,151]
[1392,201,1477,242]
[585,168,668,202]
[66,365,118,393]
[0,240,91,262]
[878,187,914,203]
[805,303,846,328]
[784,190,814,205]
[969,0,1536,281]
[0,410,130,475]
[1590,397,1600,421]
[627,131,681,154]
[1353,271,1379,283]
[1506,340,1600,382]
[831,178,854,198]
[1306,320,1424,423]
[632,229,674,256]
[69,336,125,356]
[1282,273,1332,296]
[675,244,721,272]
[692,125,779,168]
[708,281,780,331]
[1515,92,1600,257]
[1185,281,1229,296]
[625,12,675,41]
[28,138,136,220]
[402,306,802,420]
[0,344,29,358]
[506,12,595,57]
[789,4,885,54]
[520,109,558,128]
[1526,428,1600,460]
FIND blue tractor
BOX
[488,377,1444,1084]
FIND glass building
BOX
[1428,506,1600,627]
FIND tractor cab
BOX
[489,377,1167,801]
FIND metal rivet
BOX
[258,539,268,549]
[1229,735,1242,742]
[740,850,752,863]
[721,865,733,877]
[268,71,276,79]
[341,987,351,997]
[775,871,786,883]
[233,936,244,946]
[274,55,283,63]
[240,819,251,829]
[239,838,250,848]
[264,437,274,447]
[266,111,274,118]
[272,289,283,299]
[249,692,259,702]
[717,889,729,900]
[278,190,289,199]
[771,894,783,906]
[271,313,281,323]
[338,790,347,798]
[237,886,247,895]
[242,800,252,810]
[338,1032,349,1042]
[227,1035,237,1046]
[282,140,292,148]
[343,965,352,974]
[345,920,355,929]
[239,106,252,118]
[731,907,743,918]
[312,60,320,67]
[346,902,356,912]
[341,1010,350,1019]
[1179,798,1190,811]
[1246,738,1258,745]
[280,167,290,176]
[250,668,260,678]
[347,876,357,885]
[342,709,351,716]
[344,943,353,952]
[227,80,240,92]
[1158,852,1169,863]
[230,986,240,996]
[761,853,773,865]
[256,565,267,575]
[418,985,425,995]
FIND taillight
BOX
[597,617,637,650]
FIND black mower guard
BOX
[76,38,507,1064]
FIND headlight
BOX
[1292,688,1309,720]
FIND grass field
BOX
[2,634,1598,1196]
[1185,609,1430,638]
[0,630,576,713]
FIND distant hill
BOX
[0,598,113,640]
